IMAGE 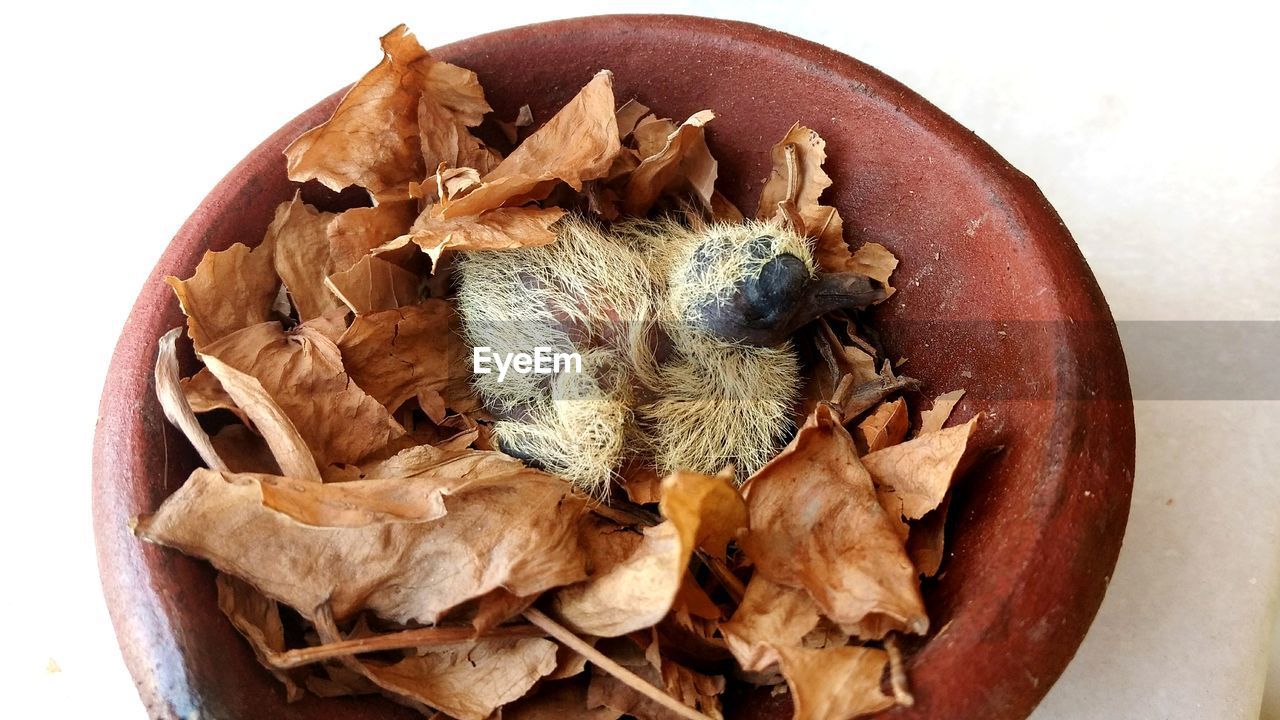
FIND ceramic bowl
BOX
[93,14,1134,719]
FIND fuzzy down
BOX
[454,215,813,495]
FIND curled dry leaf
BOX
[503,679,623,720]
[267,194,344,322]
[740,404,928,636]
[848,242,899,298]
[720,574,821,673]
[201,322,406,470]
[624,110,718,216]
[439,70,621,218]
[325,253,421,315]
[337,300,479,415]
[417,94,502,176]
[918,388,966,435]
[402,206,566,264]
[200,354,322,482]
[328,200,418,272]
[134,466,589,625]
[284,24,489,201]
[216,573,303,701]
[154,328,228,472]
[863,415,981,523]
[362,638,558,720]
[856,398,908,454]
[165,242,278,351]
[773,645,894,720]
[553,471,746,638]
[310,607,557,720]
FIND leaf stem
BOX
[522,608,714,720]
[266,623,545,669]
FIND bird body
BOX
[455,215,882,495]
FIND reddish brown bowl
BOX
[93,14,1134,720]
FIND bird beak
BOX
[790,271,887,329]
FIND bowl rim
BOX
[93,13,1135,720]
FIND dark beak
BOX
[790,271,887,330]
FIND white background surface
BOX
[0,1,1277,718]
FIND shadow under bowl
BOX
[93,14,1135,720]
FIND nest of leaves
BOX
[133,24,986,720]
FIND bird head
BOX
[666,220,886,347]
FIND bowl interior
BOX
[93,15,1134,720]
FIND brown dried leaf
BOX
[772,645,894,720]
[209,424,281,475]
[325,254,421,315]
[338,300,478,415]
[553,472,745,638]
[623,111,717,216]
[633,116,678,159]
[658,469,746,561]
[504,679,622,720]
[616,99,652,140]
[848,242,899,298]
[418,94,501,175]
[215,573,303,701]
[720,575,821,673]
[155,328,228,472]
[266,194,344,322]
[165,242,278,352]
[918,389,966,435]
[855,398,908,454]
[757,124,831,221]
[403,206,566,264]
[739,404,927,635]
[200,353,322,482]
[134,466,589,624]
[328,200,418,272]
[284,25,490,201]
[439,70,620,218]
[201,322,406,470]
[362,637,558,720]
[863,415,981,522]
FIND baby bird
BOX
[455,215,884,496]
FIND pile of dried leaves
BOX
[134,25,985,720]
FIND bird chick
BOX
[455,215,884,496]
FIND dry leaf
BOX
[772,645,894,720]
[200,353,322,482]
[848,242,898,298]
[209,424,281,475]
[633,116,678,160]
[855,398,908,454]
[325,254,421,314]
[284,25,490,201]
[266,194,344,321]
[361,637,557,720]
[338,300,478,415]
[165,242,278,351]
[756,124,852,274]
[417,94,501,175]
[918,388,966,435]
[155,328,228,472]
[504,679,622,720]
[624,111,717,215]
[739,404,927,636]
[216,573,303,701]
[439,70,620,218]
[328,200,418,272]
[553,471,745,638]
[720,575,822,673]
[402,206,566,264]
[134,466,589,624]
[863,415,981,522]
[201,322,406,470]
